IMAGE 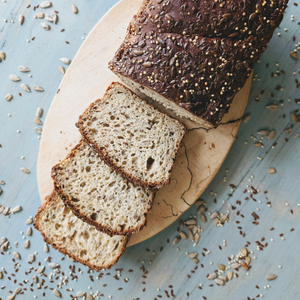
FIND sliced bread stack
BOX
[35,82,186,270]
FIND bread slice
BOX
[77,82,186,188]
[52,141,155,236]
[34,191,128,271]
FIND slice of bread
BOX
[34,191,128,271]
[77,82,187,189]
[52,141,155,236]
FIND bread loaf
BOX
[52,141,155,236]
[34,191,128,271]
[109,0,288,127]
[77,82,186,188]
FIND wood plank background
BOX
[0,1,299,299]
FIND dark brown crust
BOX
[109,0,288,127]
[33,190,129,272]
[51,139,157,237]
[76,82,187,189]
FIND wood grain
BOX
[36,0,251,246]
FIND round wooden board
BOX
[37,0,251,247]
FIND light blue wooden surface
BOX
[0,1,300,299]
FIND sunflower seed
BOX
[266,104,278,110]
[68,256,75,262]
[0,207,5,213]
[34,127,42,134]
[36,108,43,118]
[37,266,45,274]
[178,220,184,227]
[52,13,58,24]
[11,206,22,213]
[40,1,52,8]
[0,188,2,195]
[58,66,65,74]
[266,274,277,281]
[23,240,30,249]
[188,229,194,241]
[19,15,25,25]
[195,199,204,206]
[217,264,226,271]
[21,84,31,92]
[241,247,248,256]
[76,292,86,297]
[197,205,205,214]
[0,52,5,60]
[185,219,196,225]
[0,237,7,246]
[21,167,30,174]
[86,295,94,300]
[215,278,225,286]
[10,75,20,82]
[0,180,4,185]
[254,142,263,147]
[214,218,219,226]
[242,114,251,123]
[172,236,180,245]
[33,85,44,92]
[201,213,207,223]
[267,130,276,140]
[192,226,198,235]
[72,4,78,13]
[179,232,187,239]
[34,118,43,125]
[53,289,61,298]
[7,295,15,300]
[41,22,50,30]
[2,207,9,215]
[5,94,13,101]
[1,241,9,251]
[35,12,44,18]
[219,275,228,282]
[294,133,300,139]
[14,287,21,295]
[28,254,35,263]
[19,66,29,72]
[0,271,2,279]
[13,252,21,260]
[32,275,38,283]
[49,263,60,269]
[268,168,276,174]
[60,58,71,64]
[208,272,217,280]
[285,128,292,134]
[245,256,251,265]
[228,271,233,280]
[291,113,297,122]
[290,51,298,59]
[210,211,219,219]
[44,243,49,252]
[45,14,53,22]
[26,217,33,225]
[220,213,229,223]
[231,262,240,269]
[27,227,32,237]
[192,258,199,264]
[257,130,269,136]
[241,261,249,270]
[188,253,197,259]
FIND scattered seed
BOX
[53,289,61,298]
[254,142,263,147]
[172,236,181,245]
[214,278,225,286]
[228,271,233,280]
[231,263,240,269]
[0,271,2,279]
[60,58,71,64]
[1,241,9,251]
[214,218,219,226]
[0,180,4,185]
[34,118,43,125]
[242,114,251,123]
[266,274,277,281]
[49,263,60,269]
[19,66,29,72]
[179,232,187,239]
[2,207,9,216]
[36,107,43,118]
[197,205,205,214]
[37,266,45,274]
[13,252,21,260]
[210,212,219,219]
[192,258,199,264]
[188,253,197,259]
[86,295,94,300]
[19,15,25,25]
[32,275,38,283]
[76,292,86,298]
[23,240,30,249]
[6,295,15,300]
[290,51,298,59]
[0,237,7,246]
[266,104,278,110]
[257,130,269,136]
[185,219,197,226]
[208,272,218,280]
[201,214,207,223]
[45,14,53,22]
[241,247,248,256]
[14,287,21,295]
[33,85,44,92]
[41,22,50,30]
[35,12,44,18]
[188,229,194,241]
[0,52,5,60]
[290,113,297,122]
[5,94,13,101]
[21,84,31,92]
[294,133,300,139]
[34,127,42,134]
[11,206,22,213]
[10,75,21,82]
[58,66,65,74]
[241,261,249,270]
[217,264,226,271]
[194,233,200,244]
[219,275,228,282]
[245,256,251,265]
[195,200,204,206]
[268,168,276,174]
[26,217,33,225]
[40,1,52,8]
[267,130,276,140]
[21,167,30,174]
[52,13,58,24]
[44,243,49,252]
[28,254,35,263]
[72,4,78,13]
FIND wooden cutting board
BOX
[36,0,251,246]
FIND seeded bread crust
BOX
[77,82,187,189]
[34,191,129,271]
[52,141,156,236]
[109,0,288,127]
